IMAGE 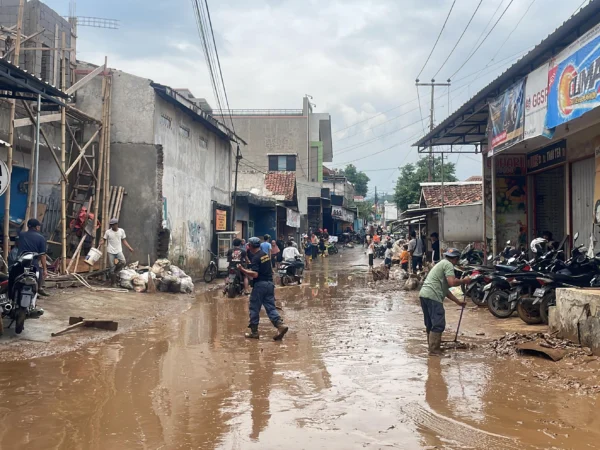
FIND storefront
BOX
[276,205,300,241]
[331,205,356,235]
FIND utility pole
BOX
[415,79,451,181]
[231,144,242,232]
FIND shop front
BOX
[331,205,356,235]
[276,205,300,241]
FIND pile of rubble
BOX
[118,259,194,294]
[489,332,592,360]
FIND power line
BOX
[433,0,485,79]
[448,0,515,80]
[416,0,457,81]
[332,132,423,167]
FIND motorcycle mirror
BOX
[574,232,579,241]
[487,254,493,261]
[506,240,511,245]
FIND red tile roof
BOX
[421,183,482,208]
[465,175,483,181]
[265,171,296,201]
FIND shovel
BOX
[51,316,119,337]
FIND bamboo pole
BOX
[23,123,36,229]
[3,0,24,260]
[60,32,67,274]
[101,75,111,270]
[91,59,107,249]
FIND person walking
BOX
[311,233,319,261]
[419,248,470,356]
[430,232,440,264]
[98,218,134,286]
[18,219,50,296]
[270,239,281,269]
[238,237,289,341]
[367,238,375,270]
[408,230,424,273]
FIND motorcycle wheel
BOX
[15,307,26,335]
[281,275,292,286]
[470,284,487,307]
[204,264,217,283]
[331,247,338,255]
[487,289,514,319]
[539,292,556,325]
[227,283,237,298]
[516,302,543,325]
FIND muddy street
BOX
[0,248,599,449]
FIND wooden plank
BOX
[14,113,61,128]
[36,203,47,223]
[66,63,105,96]
[64,129,100,177]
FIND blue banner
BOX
[547,28,600,128]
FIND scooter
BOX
[278,257,304,286]
[4,252,44,334]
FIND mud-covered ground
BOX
[0,248,599,449]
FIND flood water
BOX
[0,248,599,449]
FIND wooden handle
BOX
[51,321,84,337]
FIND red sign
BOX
[486,155,526,176]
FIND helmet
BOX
[444,248,461,258]
[530,238,547,254]
[248,237,261,248]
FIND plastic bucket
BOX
[84,247,102,266]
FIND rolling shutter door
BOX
[571,158,595,243]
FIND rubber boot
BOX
[428,332,443,356]
[245,324,259,339]
[273,321,289,341]
[110,273,118,287]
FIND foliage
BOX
[393,156,458,211]
[341,164,370,197]
[355,199,374,220]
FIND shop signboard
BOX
[286,208,300,228]
[547,24,600,129]
[485,154,527,176]
[215,209,227,231]
[489,78,526,154]
[353,196,365,203]
[526,140,566,173]
[332,206,354,223]
[524,62,553,140]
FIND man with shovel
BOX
[419,248,470,356]
[98,218,134,286]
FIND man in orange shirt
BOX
[373,234,381,244]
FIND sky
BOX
[46,0,587,195]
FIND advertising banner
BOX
[489,79,526,154]
[215,209,227,231]
[526,140,566,173]
[547,24,600,128]
[332,206,354,223]
[353,196,365,203]
[286,208,300,228]
[524,63,552,140]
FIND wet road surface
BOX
[0,248,599,449]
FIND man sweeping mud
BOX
[238,237,289,341]
[419,248,469,356]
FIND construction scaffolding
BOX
[0,0,113,275]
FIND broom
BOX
[146,254,156,293]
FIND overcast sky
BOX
[46,0,586,195]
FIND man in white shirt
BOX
[282,240,303,275]
[98,218,134,285]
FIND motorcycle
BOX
[278,257,304,286]
[224,266,244,298]
[2,252,44,334]
[326,242,339,255]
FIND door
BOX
[534,166,565,242]
[571,158,595,245]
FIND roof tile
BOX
[265,171,296,201]
[422,184,482,208]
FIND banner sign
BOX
[332,206,354,223]
[286,208,300,228]
[215,209,227,231]
[547,24,600,128]
[527,140,566,173]
[524,63,552,140]
[489,78,526,154]
[486,154,526,176]
[353,196,365,203]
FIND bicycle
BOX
[203,250,218,283]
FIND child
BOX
[400,244,409,271]
[367,239,375,269]
[384,241,393,269]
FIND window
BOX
[160,114,172,129]
[268,155,296,172]
[179,125,190,139]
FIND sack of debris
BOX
[180,276,194,294]
[403,277,419,291]
[372,265,389,281]
[138,271,156,284]
[132,275,147,293]
[151,259,171,278]
[119,269,138,290]
[169,265,187,279]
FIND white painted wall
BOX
[443,203,484,242]
[155,97,231,273]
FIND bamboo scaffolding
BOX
[91,59,107,249]
[101,75,112,270]
[60,32,67,274]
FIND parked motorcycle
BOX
[278,257,304,285]
[2,252,44,334]
[326,242,339,255]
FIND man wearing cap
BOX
[238,237,289,341]
[18,218,49,296]
[419,248,470,356]
[98,218,134,285]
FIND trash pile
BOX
[118,259,194,294]
[489,332,592,361]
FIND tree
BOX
[393,156,457,211]
[341,164,370,197]
[355,199,374,221]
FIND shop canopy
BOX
[412,1,600,154]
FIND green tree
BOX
[393,156,457,211]
[341,164,370,197]
[355,199,374,221]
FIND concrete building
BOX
[383,201,398,227]
[215,98,333,233]
[76,63,238,275]
[322,171,357,235]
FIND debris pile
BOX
[118,258,194,294]
[489,332,592,361]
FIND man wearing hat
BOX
[419,248,470,356]
[98,218,134,285]
[18,218,50,296]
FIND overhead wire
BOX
[433,0,485,80]
[448,0,515,80]
[416,0,457,81]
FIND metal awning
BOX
[413,1,600,153]
[0,58,70,106]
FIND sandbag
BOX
[180,276,194,293]
[119,269,138,290]
[151,259,171,278]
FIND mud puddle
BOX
[0,249,598,449]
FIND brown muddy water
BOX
[0,249,599,449]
